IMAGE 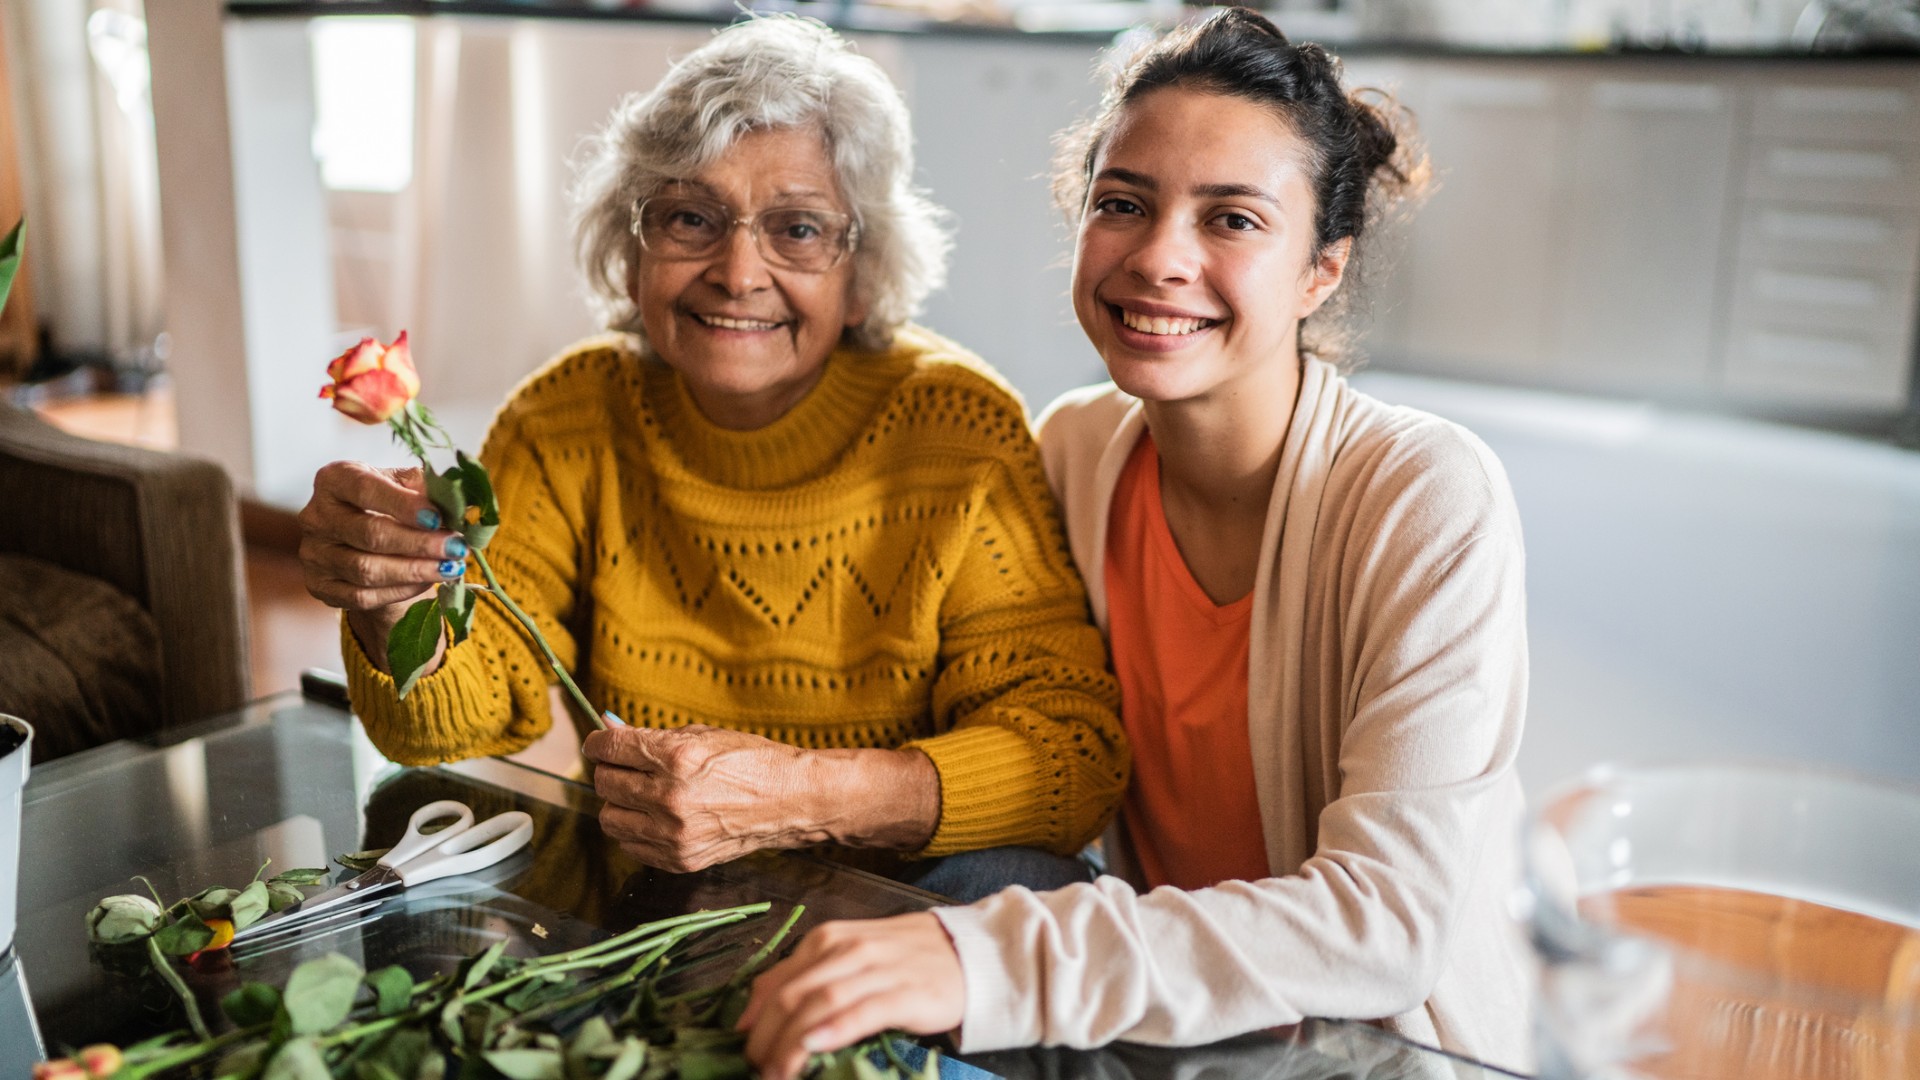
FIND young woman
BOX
[739,9,1532,1076]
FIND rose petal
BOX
[384,330,421,399]
[330,368,414,424]
[325,337,383,383]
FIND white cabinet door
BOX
[1552,74,1736,395]
[1389,66,1568,378]
[897,36,1108,413]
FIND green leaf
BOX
[216,1042,270,1079]
[222,981,283,1027]
[601,1040,648,1080]
[269,867,331,886]
[453,451,500,551]
[367,964,414,1016]
[567,1017,615,1059]
[282,953,364,1035]
[230,880,272,930]
[336,847,392,871]
[187,886,241,923]
[387,596,443,699]
[501,976,575,1012]
[438,581,476,645]
[152,911,216,956]
[0,219,24,318]
[460,940,508,990]
[262,1037,331,1080]
[675,1050,750,1080]
[424,464,467,527]
[267,881,306,912]
[482,1049,563,1080]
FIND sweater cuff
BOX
[340,617,536,764]
[933,896,1046,1052]
[906,724,1046,857]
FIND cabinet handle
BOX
[1766,147,1899,181]
[1758,209,1892,247]
[1752,270,1882,309]
[1772,86,1911,118]
[1592,81,1722,112]
[1747,331,1871,371]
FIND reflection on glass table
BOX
[14,692,1523,1078]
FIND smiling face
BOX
[1071,87,1349,407]
[629,126,866,430]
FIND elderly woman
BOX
[296,16,1127,895]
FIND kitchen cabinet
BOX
[1373,58,1920,414]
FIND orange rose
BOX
[319,331,419,424]
[75,1046,123,1078]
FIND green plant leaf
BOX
[438,581,476,645]
[676,1050,750,1080]
[282,953,364,1035]
[187,886,240,923]
[387,596,443,699]
[424,464,466,526]
[266,881,306,912]
[453,451,500,551]
[601,1040,648,1080]
[336,847,391,871]
[152,911,216,956]
[229,879,272,930]
[221,982,283,1027]
[262,1037,331,1080]
[460,939,508,990]
[216,1042,270,1079]
[0,220,24,318]
[269,867,331,886]
[367,964,414,1017]
[482,1049,564,1080]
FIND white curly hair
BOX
[571,15,952,353]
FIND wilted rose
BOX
[85,894,163,945]
[188,917,236,964]
[31,1059,86,1080]
[319,331,419,424]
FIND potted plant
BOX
[0,218,31,957]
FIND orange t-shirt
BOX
[1105,433,1268,891]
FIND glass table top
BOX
[13,691,1521,1078]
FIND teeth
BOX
[1121,310,1212,336]
[699,315,781,331]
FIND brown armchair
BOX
[0,401,249,760]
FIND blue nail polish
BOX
[444,536,468,559]
[438,560,461,578]
[603,711,627,727]
[417,509,442,529]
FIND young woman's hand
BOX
[738,913,966,1080]
[297,461,466,666]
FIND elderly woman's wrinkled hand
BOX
[582,724,830,872]
[738,913,966,1080]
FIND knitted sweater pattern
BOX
[344,326,1128,857]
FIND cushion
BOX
[0,554,162,762]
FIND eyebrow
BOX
[1093,167,1280,206]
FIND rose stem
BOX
[145,936,212,1042]
[471,549,605,730]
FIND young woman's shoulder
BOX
[1327,381,1521,549]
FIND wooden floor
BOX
[31,383,343,698]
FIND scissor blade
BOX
[231,865,404,943]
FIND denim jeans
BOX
[898,845,1097,904]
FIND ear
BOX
[1296,237,1352,319]
[844,283,870,331]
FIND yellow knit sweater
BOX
[344,326,1128,857]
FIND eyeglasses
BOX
[631,196,860,273]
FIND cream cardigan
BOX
[931,357,1533,1073]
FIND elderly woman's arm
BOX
[338,381,587,764]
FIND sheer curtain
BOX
[3,0,164,377]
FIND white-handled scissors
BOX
[231,800,534,946]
